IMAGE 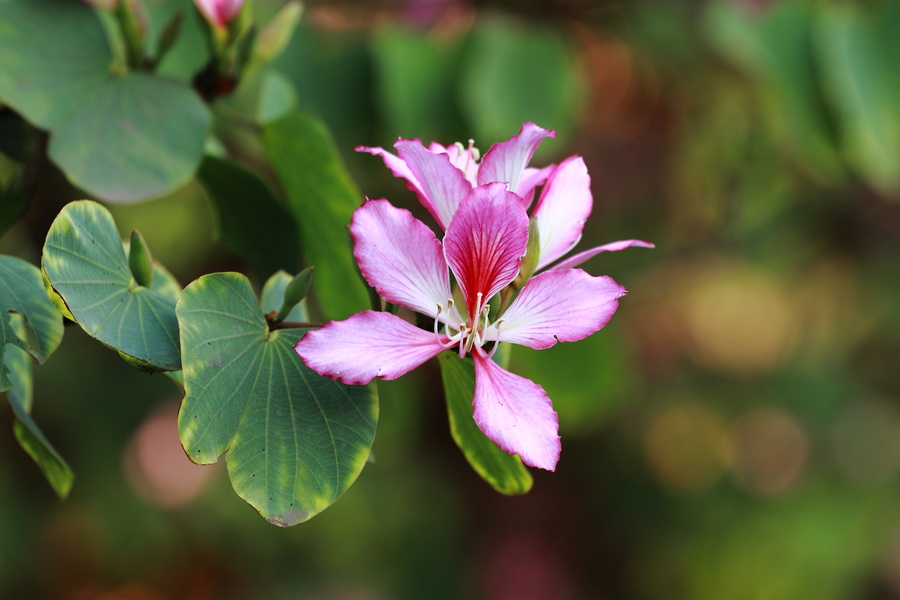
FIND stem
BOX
[268,320,324,331]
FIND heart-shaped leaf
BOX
[42,201,181,371]
[176,272,377,526]
[438,353,533,495]
[48,73,210,203]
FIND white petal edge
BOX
[546,239,655,272]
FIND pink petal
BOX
[472,350,560,471]
[491,269,626,350]
[477,122,556,194]
[351,199,453,320]
[395,139,473,228]
[515,165,555,210]
[356,144,427,204]
[193,0,241,27]
[444,184,529,318]
[546,239,655,272]
[531,156,593,270]
[295,311,448,385]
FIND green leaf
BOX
[0,259,72,499]
[0,256,64,389]
[176,273,377,525]
[438,353,533,495]
[224,68,299,125]
[815,2,900,195]
[263,112,368,319]
[198,156,300,280]
[42,200,181,371]
[48,73,210,203]
[459,15,586,152]
[0,0,112,129]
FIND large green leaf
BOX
[263,112,369,319]
[0,0,112,129]
[438,353,532,495]
[815,2,900,195]
[176,272,377,525]
[0,257,71,498]
[42,201,181,371]
[199,156,300,281]
[48,73,210,203]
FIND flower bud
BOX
[193,0,243,30]
[128,230,154,288]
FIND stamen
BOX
[468,139,480,162]
[487,321,503,359]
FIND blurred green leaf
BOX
[48,73,210,203]
[705,0,844,182]
[459,16,586,151]
[371,25,464,140]
[199,156,300,280]
[223,68,298,125]
[0,0,112,129]
[176,272,377,526]
[815,2,900,195]
[263,112,368,319]
[438,353,533,495]
[42,201,181,371]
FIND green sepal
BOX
[128,230,154,288]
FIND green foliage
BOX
[199,156,300,280]
[42,201,181,371]
[438,353,533,495]
[263,112,369,319]
[0,257,71,498]
[176,272,378,525]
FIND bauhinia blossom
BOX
[295,183,629,471]
[358,122,653,271]
[194,0,243,29]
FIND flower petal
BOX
[295,311,448,385]
[490,269,626,349]
[351,199,453,320]
[395,139,473,228]
[477,122,556,194]
[356,144,427,200]
[531,156,593,270]
[472,350,560,471]
[546,239,655,272]
[516,164,555,210]
[444,183,529,318]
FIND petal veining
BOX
[531,156,593,270]
[472,350,561,471]
[351,199,453,320]
[491,269,625,349]
[477,122,556,193]
[444,184,529,318]
[295,311,447,385]
[395,139,472,228]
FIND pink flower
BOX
[358,122,653,271]
[193,0,243,29]
[294,183,628,471]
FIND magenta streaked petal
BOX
[491,269,625,349]
[477,122,556,193]
[472,350,560,471]
[531,156,593,270]
[395,139,472,228]
[546,239,655,271]
[444,184,529,318]
[351,199,453,320]
[356,144,427,201]
[295,311,448,385]
[515,164,555,210]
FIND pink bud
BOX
[193,0,243,29]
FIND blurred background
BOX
[3,0,900,598]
